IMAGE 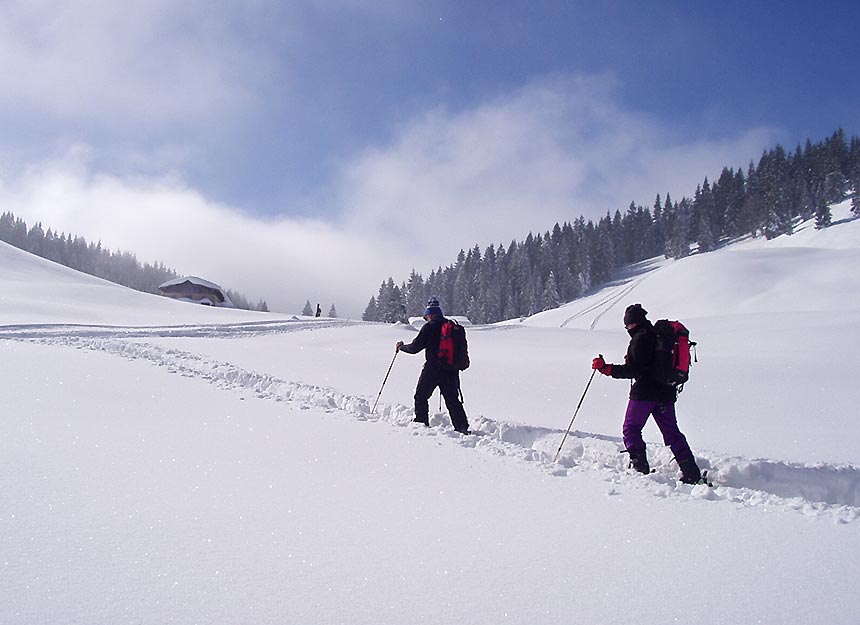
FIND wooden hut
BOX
[158,276,234,307]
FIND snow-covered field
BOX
[2,203,859,624]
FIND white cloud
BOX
[335,75,781,266]
[1,75,783,319]
[0,1,263,134]
[0,150,387,318]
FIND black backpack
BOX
[652,319,696,392]
[437,319,470,371]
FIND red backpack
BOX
[652,319,696,392]
[437,319,470,371]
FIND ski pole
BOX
[371,350,399,415]
[553,355,601,463]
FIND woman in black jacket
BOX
[592,304,702,484]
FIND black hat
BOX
[623,303,648,326]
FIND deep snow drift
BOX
[1,202,859,625]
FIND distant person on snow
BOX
[395,297,470,434]
[315,303,321,318]
[591,303,703,484]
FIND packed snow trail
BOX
[5,321,859,524]
[559,274,649,330]
[558,258,662,329]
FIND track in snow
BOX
[5,320,859,525]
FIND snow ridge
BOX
[13,322,859,525]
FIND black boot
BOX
[677,457,702,484]
[627,448,650,475]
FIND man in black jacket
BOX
[592,303,702,484]
[396,297,470,434]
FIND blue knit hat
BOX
[423,296,443,317]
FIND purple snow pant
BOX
[622,400,695,463]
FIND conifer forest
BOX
[364,130,860,323]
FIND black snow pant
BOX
[414,363,469,432]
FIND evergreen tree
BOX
[376,278,405,323]
[738,160,760,237]
[668,198,693,258]
[815,203,833,229]
[652,194,666,255]
[660,194,675,257]
[228,291,247,309]
[761,146,793,239]
[589,215,615,284]
[302,300,314,316]
[723,169,746,239]
[0,212,13,241]
[713,167,744,241]
[362,297,378,321]
[823,128,849,204]
[466,295,484,324]
[491,243,511,322]
[802,137,845,232]
[617,206,633,264]
[26,222,45,256]
[542,271,560,311]
[328,304,337,318]
[695,180,717,253]
[578,221,595,291]
[510,243,533,316]
[476,244,501,323]
[849,136,860,217]
[405,270,427,317]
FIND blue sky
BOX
[1,1,858,316]
[227,1,860,216]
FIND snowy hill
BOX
[2,203,859,624]
[520,201,860,329]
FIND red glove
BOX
[592,356,612,376]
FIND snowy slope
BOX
[522,201,860,330]
[2,204,859,625]
[0,240,279,326]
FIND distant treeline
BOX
[0,212,269,312]
[365,129,860,324]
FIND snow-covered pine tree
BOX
[542,271,560,311]
[670,198,694,258]
[405,270,426,317]
[362,296,378,321]
[695,179,717,252]
[850,136,860,217]
[376,278,405,323]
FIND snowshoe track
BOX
[9,323,860,525]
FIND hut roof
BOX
[158,276,223,292]
[158,276,233,307]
